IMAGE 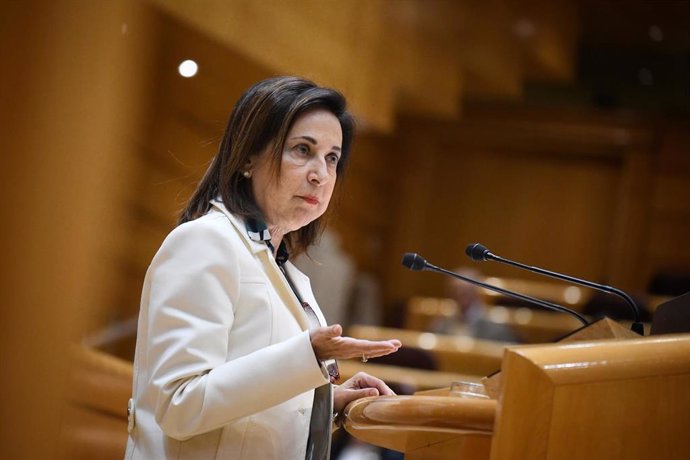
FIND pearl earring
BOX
[242,170,252,178]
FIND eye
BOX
[294,143,310,156]
[326,152,340,166]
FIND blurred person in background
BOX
[294,230,384,330]
[431,267,518,343]
[294,229,356,328]
[125,76,401,460]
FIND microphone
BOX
[401,253,588,326]
[465,243,644,335]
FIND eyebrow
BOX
[291,135,341,152]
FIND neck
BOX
[268,225,285,251]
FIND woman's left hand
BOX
[333,372,395,414]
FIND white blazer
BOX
[125,201,330,459]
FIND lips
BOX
[300,195,319,205]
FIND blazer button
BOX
[127,398,136,433]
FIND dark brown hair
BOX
[178,76,355,255]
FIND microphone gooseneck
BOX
[464,243,644,335]
[401,253,589,326]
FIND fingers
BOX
[365,340,400,359]
[310,327,401,361]
[326,324,342,337]
[310,325,344,360]
[350,387,379,398]
[339,337,401,360]
[352,372,396,396]
[310,324,342,341]
[333,385,381,413]
[333,372,398,412]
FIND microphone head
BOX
[401,253,427,271]
[466,243,490,261]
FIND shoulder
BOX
[167,210,238,244]
[144,212,244,291]
[153,210,244,264]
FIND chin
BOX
[294,218,318,230]
[295,210,325,229]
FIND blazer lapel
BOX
[256,250,312,331]
[210,200,312,331]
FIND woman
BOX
[125,76,401,459]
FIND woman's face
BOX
[250,108,343,236]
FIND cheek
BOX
[323,182,336,204]
[318,186,336,214]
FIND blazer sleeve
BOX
[142,218,328,440]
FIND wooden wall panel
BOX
[331,134,399,275]
[647,219,690,265]
[388,0,466,117]
[518,0,578,81]
[608,151,654,289]
[459,0,524,98]
[0,0,152,457]
[643,122,690,286]
[147,0,579,128]
[652,174,690,216]
[378,108,685,308]
[149,0,398,130]
[385,137,623,303]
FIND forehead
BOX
[288,109,342,144]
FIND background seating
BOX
[60,347,132,460]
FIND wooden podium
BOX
[344,329,690,460]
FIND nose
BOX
[307,157,329,186]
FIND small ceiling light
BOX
[638,68,654,86]
[178,59,198,78]
[648,25,663,42]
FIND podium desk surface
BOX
[344,393,496,453]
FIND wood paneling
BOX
[149,0,398,130]
[377,105,684,313]
[147,0,580,127]
[608,150,654,288]
[643,123,690,286]
[61,347,133,460]
[0,0,152,457]
[387,0,465,118]
[459,0,524,98]
[518,0,578,81]
[386,121,629,303]
[492,334,690,460]
[331,133,399,274]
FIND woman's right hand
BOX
[309,324,401,361]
